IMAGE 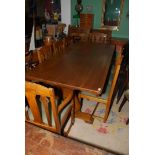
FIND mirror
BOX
[101,0,124,31]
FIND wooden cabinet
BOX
[80,14,94,29]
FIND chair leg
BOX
[116,74,127,104]
[71,98,75,125]
[91,102,99,117]
[103,101,111,123]
[119,96,127,112]
[63,99,75,136]
[116,86,125,104]
[25,108,30,120]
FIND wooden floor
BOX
[25,122,115,155]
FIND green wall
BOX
[112,0,129,38]
[71,0,129,39]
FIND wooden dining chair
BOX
[118,89,129,125]
[118,89,129,112]
[115,43,129,104]
[68,25,90,43]
[25,81,75,135]
[37,47,47,63]
[33,46,49,64]
[63,35,72,47]
[78,54,123,122]
[89,32,110,44]
[53,40,65,55]
[78,28,91,42]
[57,23,66,34]
[62,25,75,45]
[43,35,54,56]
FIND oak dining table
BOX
[25,42,115,123]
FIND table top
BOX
[26,42,115,95]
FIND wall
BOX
[36,0,45,17]
[71,0,129,39]
[61,0,71,33]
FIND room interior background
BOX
[71,0,129,39]
[25,0,129,38]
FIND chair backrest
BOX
[35,45,53,63]
[107,55,123,102]
[43,35,53,46]
[25,81,61,133]
[78,27,91,42]
[63,36,72,47]
[68,25,90,42]
[57,23,66,34]
[46,24,56,37]
[53,40,65,55]
[36,47,47,63]
[89,32,109,44]
[68,25,79,37]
